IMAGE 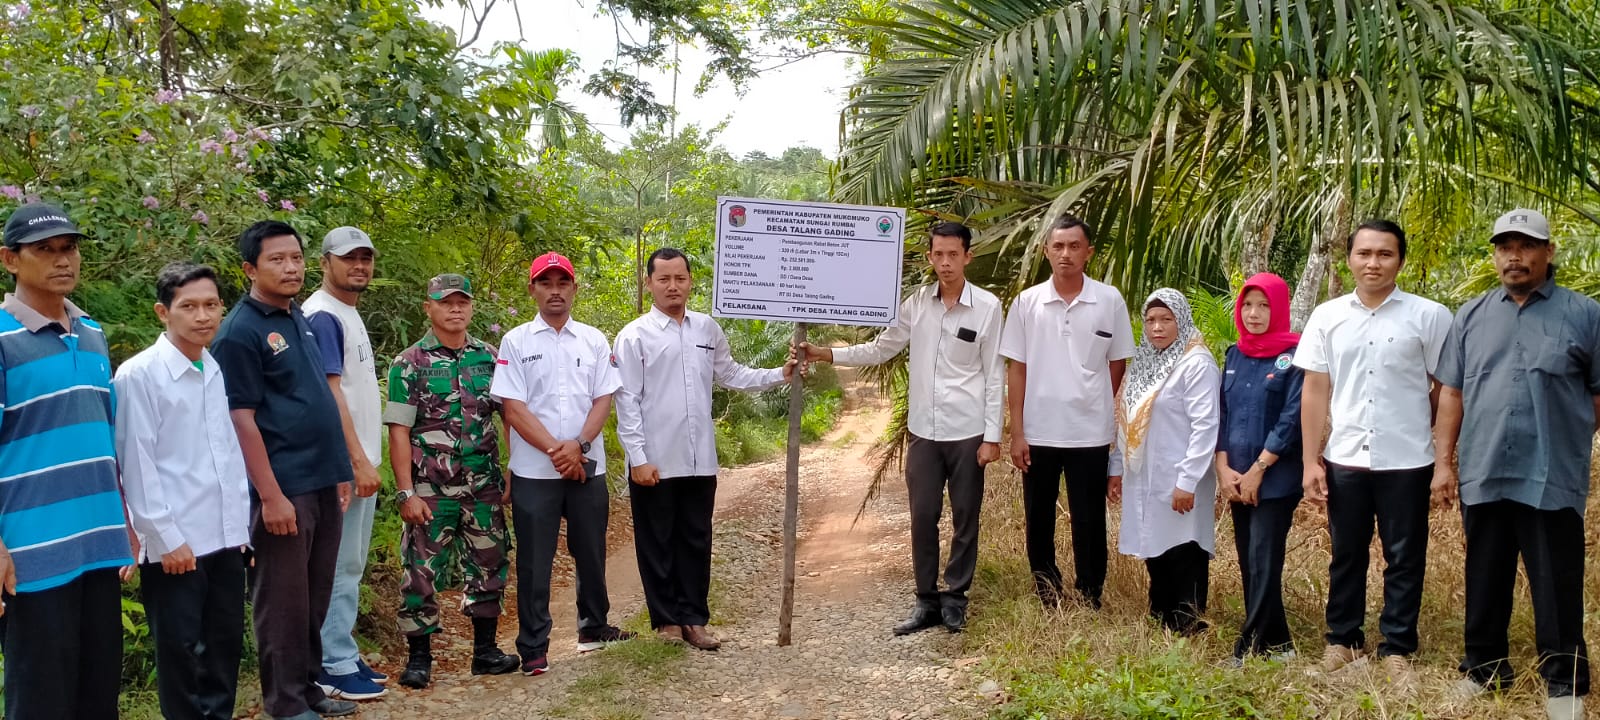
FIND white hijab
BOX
[1118,288,1207,474]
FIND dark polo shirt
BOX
[212,295,352,498]
[1437,274,1600,514]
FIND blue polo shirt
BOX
[211,295,352,497]
[1217,344,1305,500]
[0,295,132,593]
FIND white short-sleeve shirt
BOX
[999,278,1136,447]
[1293,289,1453,471]
[490,315,622,479]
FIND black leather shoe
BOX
[942,605,967,633]
[472,647,521,675]
[893,606,942,636]
[310,698,358,717]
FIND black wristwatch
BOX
[578,439,592,454]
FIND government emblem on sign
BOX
[728,205,747,227]
[876,216,894,235]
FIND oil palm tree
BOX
[836,0,1600,312]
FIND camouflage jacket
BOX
[383,331,500,483]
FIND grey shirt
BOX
[1437,275,1600,513]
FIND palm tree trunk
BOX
[1290,191,1350,330]
[1241,201,1275,277]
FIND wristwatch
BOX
[1253,459,1271,471]
[579,439,592,454]
[396,488,416,503]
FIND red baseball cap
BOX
[529,252,576,281]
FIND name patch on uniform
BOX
[1274,353,1292,370]
[520,353,542,363]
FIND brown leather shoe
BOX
[656,625,684,643]
[682,625,721,651]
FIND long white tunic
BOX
[1117,349,1222,559]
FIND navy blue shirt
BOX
[212,296,353,498]
[1217,345,1304,499]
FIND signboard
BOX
[712,197,905,327]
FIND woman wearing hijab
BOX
[1115,288,1222,635]
[1216,273,1304,663]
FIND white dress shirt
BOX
[1116,350,1221,559]
[832,282,1005,442]
[614,308,785,478]
[999,278,1136,447]
[1294,288,1452,470]
[113,333,251,562]
[490,314,622,479]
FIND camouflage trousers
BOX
[398,476,510,637]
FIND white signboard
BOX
[712,197,905,327]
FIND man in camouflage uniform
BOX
[383,273,520,689]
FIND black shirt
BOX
[212,295,353,497]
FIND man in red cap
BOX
[490,252,634,677]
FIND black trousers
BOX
[1022,444,1109,604]
[1461,500,1590,697]
[1145,541,1210,633]
[1324,462,1430,657]
[630,475,716,628]
[511,473,610,660]
[0,567,122,720]
[905,434,985,610]
[142,548,248,720]
[249,486,342,719]
[1231,497,1298,657]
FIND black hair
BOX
[647,247,691,276]
[929,221,974,251]
[155,262,220,306]
[1047,214,1095,246]
[238,220,302,265]
[1347,219,1407,261]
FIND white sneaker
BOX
[1546,696,1583,720]
[1448,677,1489,704]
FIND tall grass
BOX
[965,462,1600,719]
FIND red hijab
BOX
[1234,272,1300,358]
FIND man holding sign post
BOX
[615,247,795,651]
[796,221,1003,635]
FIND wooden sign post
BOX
[711,197,904,645]
[777,322,806,646]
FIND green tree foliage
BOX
[836,0,1600,310]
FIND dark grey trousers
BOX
[511,473,611,660]
[905,434,985,610]
[249,486,341,719]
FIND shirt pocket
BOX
[944,330,981,367]
[1534,335,1580,377]
[1075,330,1114,370]
[1379,331,1424,373]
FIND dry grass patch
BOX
[962,465,1600,719]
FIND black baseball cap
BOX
[3,203,85,249]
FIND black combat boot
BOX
[470,617,519,675]
[398,633,432,689]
